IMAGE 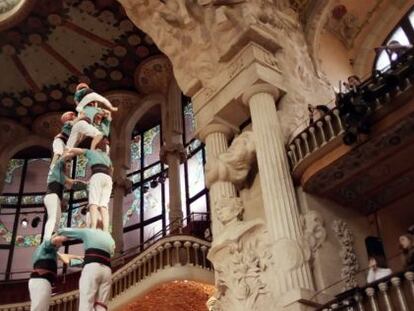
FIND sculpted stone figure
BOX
[301,209,327,260]
[205,131,256,188]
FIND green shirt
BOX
[83,106,101,122]
[47,158,66,185]
[97,118,111,137]
[61,122,72,136]
[84,149,112,167]
[32,240,57,265]
[58,228,115,257]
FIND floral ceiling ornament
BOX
[332,219,359,290]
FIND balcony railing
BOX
[287,48,414,182]
[318,271,414,311]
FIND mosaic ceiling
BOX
[0,0,161,126]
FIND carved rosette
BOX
[134,56,173,94]
[160,143,186,164]
[332,220,359,290]
[205,131,256,188]
[32,112,63,140]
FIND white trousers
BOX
[66,120,101,148]
[29,278,51,311]
[43,193,62,240]
[89,173,112,208]
[52,137,66,156]
[79,263,112,311]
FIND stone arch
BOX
[305,0,336,80]
[0,134,51,194]
[353,1,414,77]
[117,92,165,170]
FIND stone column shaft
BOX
[165,150,183,230]
[244,87,313,294]
[203,129,237,236]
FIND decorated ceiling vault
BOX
[0,0,161,127]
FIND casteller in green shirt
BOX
[84,149,112,168]
[58,227,115,257]
[47,158,66,185]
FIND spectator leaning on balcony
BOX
[399,234,414,270]
[366,256,392,283]
[308,104,330,126]
[343,75,362,93]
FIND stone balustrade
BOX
[287,48,414,181]
[287,107,345,171]
[318,271,414,311]
[0,235,211,311]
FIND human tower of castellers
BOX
[28,83,119,311]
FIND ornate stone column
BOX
[161,78,186,231]
[242,84,314,298]
[198,123,237,236]
[160,143,186,231]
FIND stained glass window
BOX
[374,7,414,71]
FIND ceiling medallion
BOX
[0,0,35,32]
[134,56,173,95]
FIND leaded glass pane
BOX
[0,195,18,205]
[143,219,162,243]
[123,228,140,252]
[123,188,141,227]
[143,125,161,167]
[21,194,43,205]
[187,150,205,198]
[24,159,50,193]
[184,101,196,143]
[3,159,24,193]
[376,50,391,72]
[190,194,208,214]
[143,182,162,221]
[0,208,14,245]
[129,137,141,173]
[143,164,161,179]
[0,250,9,280]
[75,154,88,178]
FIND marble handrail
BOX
[318,271,414,311]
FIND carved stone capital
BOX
[196,122,236,143]
[159,143,186,164]
[241,83,281,107]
